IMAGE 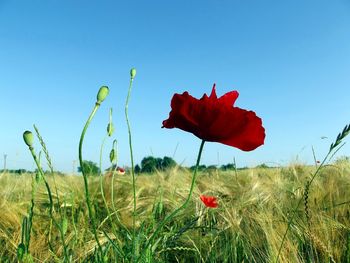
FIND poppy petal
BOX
[200,195,218,208]
[162,84,265,151]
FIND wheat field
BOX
[1,159,349,262]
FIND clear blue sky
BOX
[1,0,349,173]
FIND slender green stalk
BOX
[137,140,206,262]
[110,140,118,212]
[25,174,36,253]
[125,69,137,260]
[99,136,118,238]
[21,218,27,251]
[78,85,109,260]
[33,125,68,255]
[28,146,69,261]
[18,173,37,260]
[99,135,108,203]
[33,125,62,210]
[107,140,131,236]
[70,197,78,249]
[79,103,103,257]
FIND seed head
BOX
[23,131,34,147]
[97,86,109,103]
[130,68,136,80]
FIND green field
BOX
[1,160,350,262]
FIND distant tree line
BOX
[135,156,177,174]
[78,156,178,176]
[189,163,250,172]
[78,160,100,176]
[135,157,269,174]
[0,169,64,175]
[1,159,274,177]
[0,169,29,174]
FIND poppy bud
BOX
[23,131,34,147]
[107,123,114,137]
[97,86,109,103]
[130,68,136,79]
[107,108,114,136]
[109,149,116,163]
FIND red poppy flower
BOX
[200,195,218,208]
[162,84,265,151]
[116,167,125,175]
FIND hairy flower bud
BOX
[109,149,116,163]
[130,68,136,79]
[97,86,109,103]
[107,123,114,137]
[23,131,34,147]
[107,108,114,136]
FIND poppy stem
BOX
[136,140,205,262]
[125,71,137,261]
[28,146,70,261]
[99,135,119,239]
[79,103,103,258]
[184,140,206,206]
[110,140,118,212]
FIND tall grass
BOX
[1,160,350,262]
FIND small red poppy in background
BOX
[200,195,218,208]
[116,167,125,175]
[107,167,125,177]
[162,84,265,151]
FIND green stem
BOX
[125,77,137,259]
[25,175,36,253]
[29,147,69,261]
[137,140,205,262]
[104,140,131,240]
[99,136,108,203]
[33,125,63,217]
[99,136,118,238]
[78,103,103,257]
[111,140,118,213]
[71,197,78,248]
[111,168,116,212]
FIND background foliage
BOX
[78,160,100,176]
